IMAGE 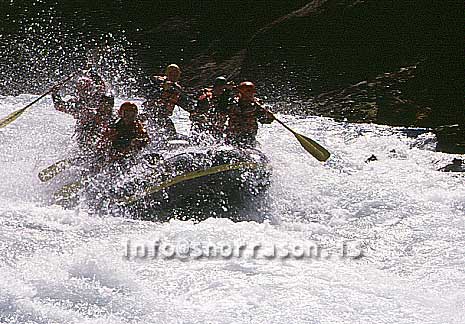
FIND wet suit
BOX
[51,73,114,155]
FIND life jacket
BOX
[190,88,213,126]
[227,100,259,136]
[227,98,273,142]
[159,80,182,116]
[107,119,148,149]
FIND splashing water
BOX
[0,92,464,324]
[1,3,464,322]
[0,1,141,96]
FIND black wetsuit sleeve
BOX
[178,92,195,113]
[85,69,105,87]
[145,77,164,99]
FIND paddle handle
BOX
[249,99,297,136]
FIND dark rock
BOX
[365,155,378,163]
[240,0,462,151]
[438,158,465,172]
[434,125,465,154]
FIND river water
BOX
[0,94,464,323]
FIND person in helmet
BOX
[142,64,193,140]
[190,76,235,140]
[51,71,114,155]
[226,81,274,146]
[100,102,150,161]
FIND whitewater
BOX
[0,94,464,324]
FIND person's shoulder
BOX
[100,94,114,101]
[151,75,167,85]
[200,87,212,93]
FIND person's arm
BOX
[99,94,115,118]
[51,91,79,116]
[190,90,216,126]
[84,69,107,89]
[149,75,166,97]
[169,82,195,113]
[256,102,275,124]
[141,77,170,116]
[216,89,236,114]
[96,124,117,156]
[178,92,195,113]
[195,89,211,113]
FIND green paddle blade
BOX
[294,132,330,162]
[0,107,28,128]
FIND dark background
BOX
[0,1,307,94]
[1,0,463,150]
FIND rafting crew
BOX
[51,66,275,163]
[142,64,193,141]
[51,70,115,157]
[190,78,275,146]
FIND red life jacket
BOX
[228,100,260,136]
[102,119,149,157]
[227,98,273,140]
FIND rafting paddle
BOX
[236,86,330,162]
[271,116,330,162]
[0,73,75,129]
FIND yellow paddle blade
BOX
[294,132,330,162]
[0,107,28,128]
[38,159,72,182]
[0,73,75,129]
[273,117,330,162]
[53,180,83,206]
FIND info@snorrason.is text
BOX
[122,239,364,261]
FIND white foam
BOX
[0,95,464,323]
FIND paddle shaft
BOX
[24,74,75,110]
[245,95,297,136]
[0,73,75,129]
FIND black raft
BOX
[62,145,272,222]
